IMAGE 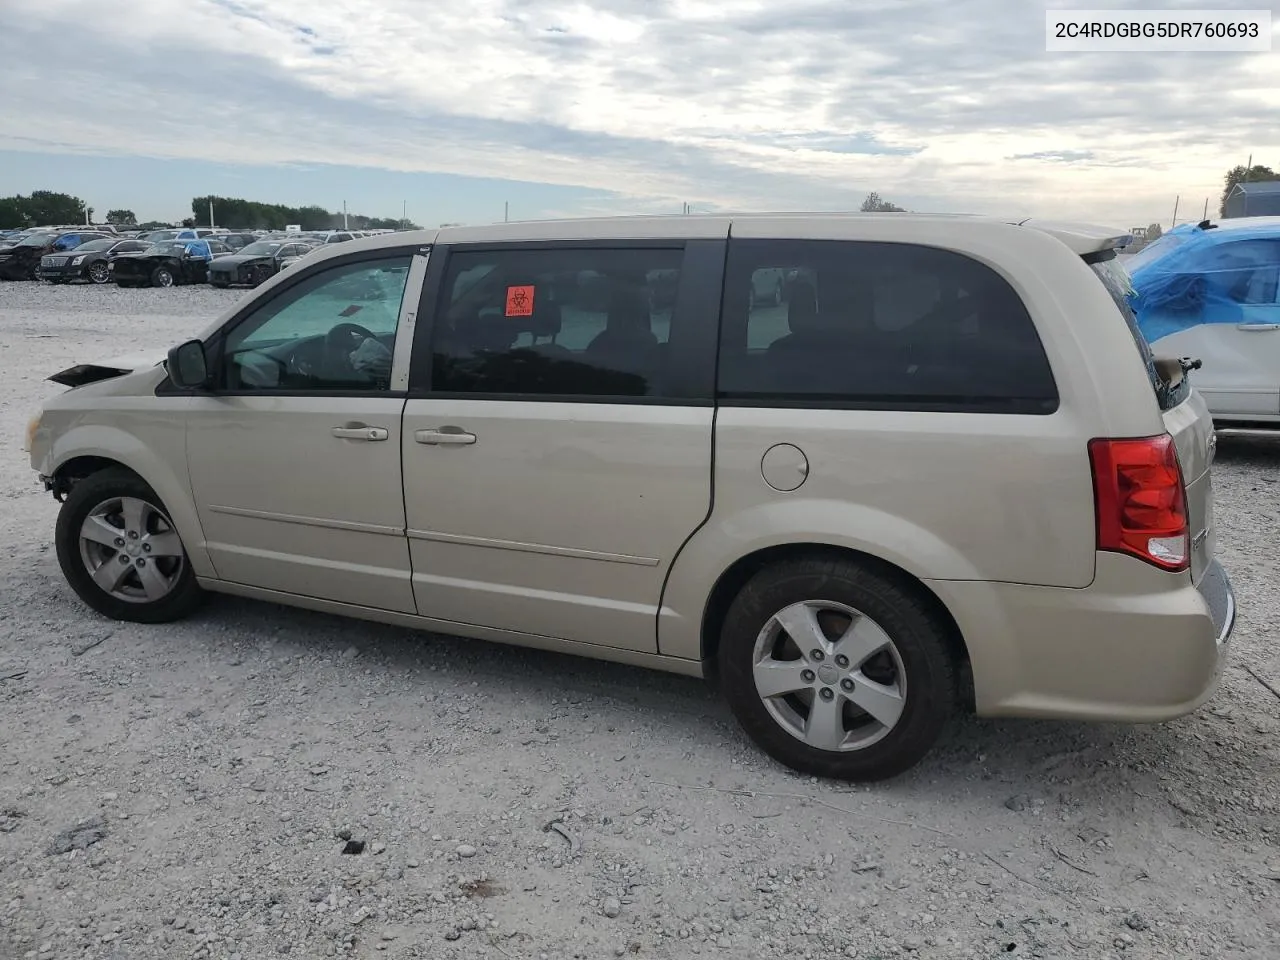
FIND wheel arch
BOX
[46,434,215,578]
[697,542,974,709]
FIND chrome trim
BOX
[405,528,659,565]
[208,504,403,537]
[390,251,430,392]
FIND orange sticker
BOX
[505,285,535,317]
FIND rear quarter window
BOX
[716,239,1058,413]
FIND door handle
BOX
[1236,323,1280,331]
[414,427,477,446]
[331,425,389,441]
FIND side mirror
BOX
[167,340,210,390]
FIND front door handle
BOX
[1237,323,1280,331]
[331,424,389,441]
[414,427,477,446]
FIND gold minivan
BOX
[27,214,1235,780]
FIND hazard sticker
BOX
[505,285,535,317]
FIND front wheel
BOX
[151,266,175,288]
[718,555,957,781]
[54,469,203,623]
[87,262,110,284]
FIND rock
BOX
[731,905,751,921]
[335,828,353,841]
[602,897,622,919]
[1124,913,1150,932]
[47,818,108,855]
[341,840,365,855]
[444,929,461,941]
[279,813,293,823]
[371,842,386,855]
[1004,796,1027,812]
[456,844,478,858]
[340,647,359,660]
[461,918,478,931]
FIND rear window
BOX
[1089,255,1186,411]
[716,239,1058,413]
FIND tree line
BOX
[0,189,419,231]
[190,196,418,231]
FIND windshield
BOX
[145,231,179,242]
[75,239,115,253]
[1124,232,1188,272]
[143,242,188,256]
[239,241,282,256]
[18,234,55,247]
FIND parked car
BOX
[1127,217,1280,425]
[39,237,152,284]
[206,239,315,288]
[108,238,231,287]
[216,232,259,252]
[25,214,1233,781]
[0,230,111,280]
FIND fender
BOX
[46,418,216,579]
[657,496,986,663]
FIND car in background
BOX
[1126,217,1280,426]
[109,238,232,287]
[0,230,112,281]
[39,236,152,284]
[216,232,259,252]
[206,239,315,288]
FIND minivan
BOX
[26,214,1235,780]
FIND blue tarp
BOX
[1126,221,1280,343]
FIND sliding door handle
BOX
[331,425,389,441]
[1237,323,1280,331]
[414,427,477,445]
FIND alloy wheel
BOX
[751,600,906,751]
[77,496,185,604]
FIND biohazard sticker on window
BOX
[505,285,535,317]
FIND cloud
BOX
[1,0,1277,225]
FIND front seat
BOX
[584,284,660,376]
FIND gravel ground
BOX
[1,281,1278,960]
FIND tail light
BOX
[1088,435,1189,572]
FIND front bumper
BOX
[38,260,88,281]
[929,553,1237,722]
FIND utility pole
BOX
[402,200,407,229]
[1171,195,1179,228]
[504,201,509,223]
[1202,197,1209,220]
[209,198,215,228]
[343,200,348,230]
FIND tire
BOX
[87,262,110,284]
[54,469,203,623]
[210,279,229,289]
[717,554,957,781]
[151,266,175,288]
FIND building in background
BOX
[1222,181,1280,218]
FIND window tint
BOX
[221,256,411,392]
[717,239,1058,412]
[430,247,683,397]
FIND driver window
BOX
[221,255,412,392]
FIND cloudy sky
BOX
[2,0,1277,228]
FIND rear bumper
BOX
[929,553,1236,722]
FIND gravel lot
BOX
[1,282,1278,960]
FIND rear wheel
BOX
[718,555,957,781]
[55,469,203,623]
[151,265,175,288]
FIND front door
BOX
[186,250,426,612]
[400,239,723,651]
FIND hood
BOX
[210,254,270,268]
[48,352,167,388]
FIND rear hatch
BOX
[1089,254,1216,584]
